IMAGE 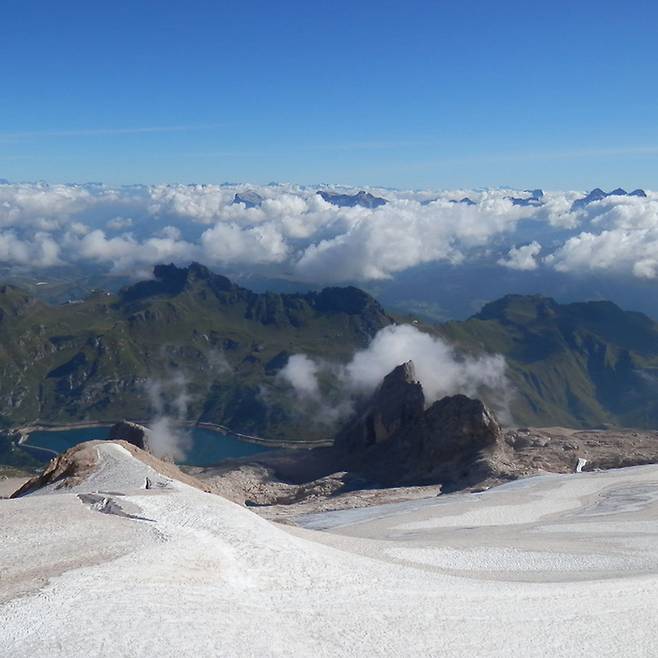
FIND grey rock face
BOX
[335,360,503,486]
[335,361,424,452]
[418,395,500,462]
[109,421,152,452]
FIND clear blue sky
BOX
[2,0,657,189]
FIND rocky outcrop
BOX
[335,360,504,486]
[412,395,501,465]
[11,440,211,498]
[335,361,424,452]
[11,441,105,496]
[109,421,152,452]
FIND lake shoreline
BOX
[14,420,330,450]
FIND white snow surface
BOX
[2,442,658,657]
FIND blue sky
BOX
[2,0,657,188]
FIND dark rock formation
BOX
[109,421,152,452]
[119,262,235,303]
[335,360,503,486]
[318,190,387,208]
[335,361,424,452]
[393,395,501,484]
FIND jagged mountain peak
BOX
[317,190,387,208]
[572,186,648,210]
[334,361,502,486]
[119,262,236,303]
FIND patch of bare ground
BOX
[183,426,658,522]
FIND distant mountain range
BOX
[232,190,263,208]
[317,190,387,208]
[447,197,477,206]
[1,264,658,440]
[571,187,647,210]
[507,188,544,207]
[428,186,648,211]
[438,294,658,427]
[231,187,391,209]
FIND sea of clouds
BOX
[1,181,657,282]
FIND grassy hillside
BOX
[2,266,658,440]
[0,263,393,441]
[436,294,658,428]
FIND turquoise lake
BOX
[23,426,270,467]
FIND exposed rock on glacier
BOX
[335,360,503,486]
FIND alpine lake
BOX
[22,425,270,467]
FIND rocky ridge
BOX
[571,187,647,210]
[317,190,387,208]
[335,360,504,486]
[11,439,210,498]
[108,420,152,452]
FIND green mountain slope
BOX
[436,294,658,428]
[2,266,658,440]
[0,264,393,441]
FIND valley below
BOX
[3,264,658,656]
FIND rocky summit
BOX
[335,361,425,451]
[336,360,503,486]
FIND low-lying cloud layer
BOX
[279,324,511,423]
[0,181,657,282]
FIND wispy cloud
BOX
[0,123,229,143]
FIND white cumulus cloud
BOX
[279,324,511,423]
[0,181,654,284]
[498,241,542,271]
